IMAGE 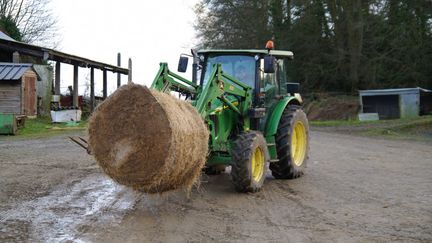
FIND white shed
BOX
[359,87,432,119]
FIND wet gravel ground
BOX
[0,131,431,242]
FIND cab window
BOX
[277,58,288,94]
[202,55,256,88]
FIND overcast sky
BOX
[50,0,199,96]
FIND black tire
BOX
[270,105,309,179]
[231,131,269,192]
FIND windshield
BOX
[202,55,256,88]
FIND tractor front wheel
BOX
[231,131,269,192]
[270,105,309,179]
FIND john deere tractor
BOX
[150,45,309,192]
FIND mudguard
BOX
[265,96,301,137]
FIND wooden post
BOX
[128,58,132,84]
[12,51,20,63]
[103,69,107,99]
[117,53,121,88]
[55,62,61,95]
[73,65,79,107]
[90,67,95,112]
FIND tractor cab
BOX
[178,49,298,106]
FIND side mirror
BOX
[178,56,189,72]
[264,56,275,73]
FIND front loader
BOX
[146,46,310,192]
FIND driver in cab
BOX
[234,65,254,88]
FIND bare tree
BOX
[0,0,58,47]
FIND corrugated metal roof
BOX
[0,63,33,81]
[359,87,432,96]
[0,38,128,74]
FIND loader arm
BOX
[151,63,199,94]
[151,63,253,118]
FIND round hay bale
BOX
[88,84,209,193]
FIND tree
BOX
[0,14,21,40]
[195,0,271,49]
[194,0,432,92]
[382,0,432,89]
[0,0,58,47]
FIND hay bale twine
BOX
[88,84,209,193]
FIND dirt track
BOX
[0,131,431,242]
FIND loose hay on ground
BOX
[88,84,209,193]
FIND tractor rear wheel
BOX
[270,105,309,179]
[231,131,269,192]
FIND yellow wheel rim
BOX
[251,147,265,182]
[291,121,307,166]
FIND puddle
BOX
[0,174,141,242]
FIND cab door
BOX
[259,58,278,104]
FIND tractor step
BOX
[269,159,279,163]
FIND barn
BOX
[0,63,40,117]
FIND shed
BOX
[359,87,432,119]
[0,63,40,117]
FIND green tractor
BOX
[150,46,309,192]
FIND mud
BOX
[0,131,431,242]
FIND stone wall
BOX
[34,64,53,117]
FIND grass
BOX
[15,117,88,138]
[311,115,432,127]
[311,119,366,126]
[311,115,432,142]
[362,117,432,138]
